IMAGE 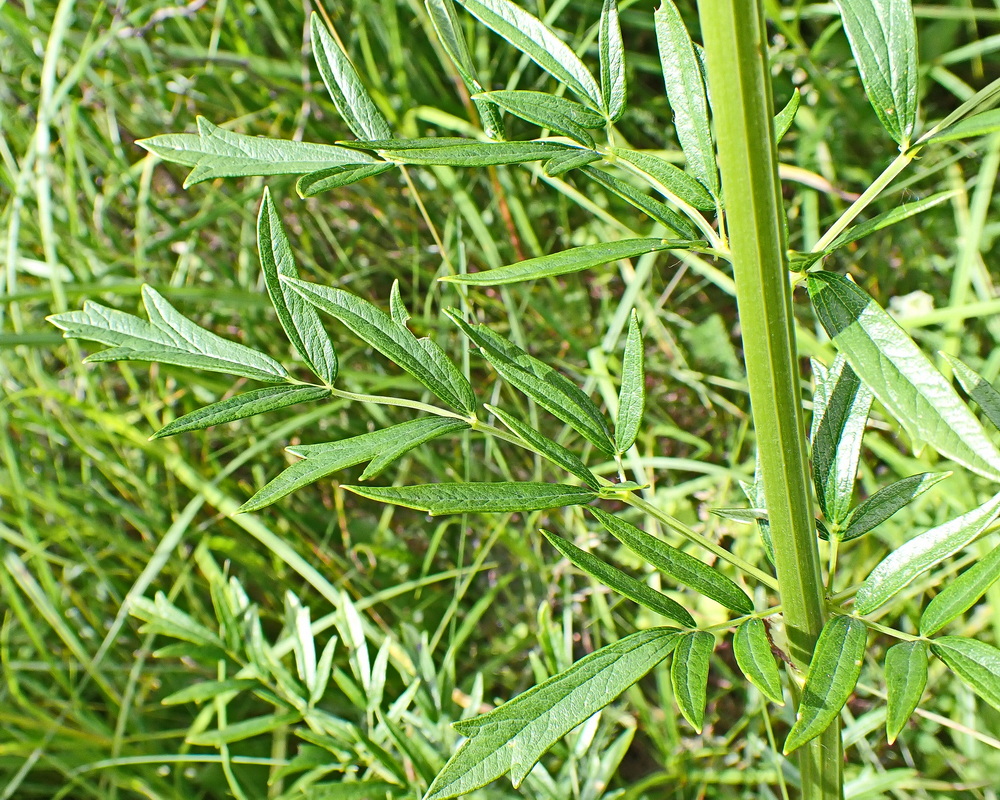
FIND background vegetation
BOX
[3,0,1000,797]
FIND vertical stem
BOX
[696,2,841,798]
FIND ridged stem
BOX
[696,2,841,798]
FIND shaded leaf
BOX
[925,108,1000,144]
[945,354,1000,431]
[306,781,406,799]
[774,89,801,141]
[284,278,476,413]
[599,0,627,122]
[654,1,718,195]
[919,543,1000,636]
[733,618,784,705]
[238,418,470,513]
[543,148,602,176]
[474,90,604,146]
[834,0,918,145]
[591,508,753,614]
[258,188,338,383]
[296,162,396,197]
[807,271,1000,481]
[311,13,393,141]
[610,147,715,210]
[837,472,949,542]
[784,616,867,754]
[162,679,258,706]
[137,117,373,187]
[48,287,288,383]
[710,507,768,524]
[447,310,615,453]
[186,712,302,746]
[616,310,644,454]
[453,0,602,108]
[346,482,597,515]
[581,166,698,238]
[931,637,1000,711]
[442,238,674,286]
[671,630,714,731]
[152,386,330,439]
[884,641,927,743]
[828,191,957,251]
[541,529,695,626]
[810,354,873,525]
[424,628,679,799]
[854,491,1000,615]
[487,405,599,489]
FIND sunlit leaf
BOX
[616,310,645,454]
[837,472,948,542]
[945,354,1000,431]
[346,482,597,515]
[733,618,784,705]
[610,148,715,210]
[931,637,1000,711]
[599,0,627,122]
[925,108,1000,144]
[884,641,927,744]
[671,630,714,731]
[774,90,801,141]
[919,543,1000,636]
[543,148,602,176]
[581,166,698,238]
[828,191,957,251]
[474,90,604,146]
[296,162,396,197]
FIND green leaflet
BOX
[345,482,597,515]
[237,418,470,513]
[296,162,396,197]
[581,166,698,238]
[837,472,949,542]
[543,148,602,176]
[854,490,1000,615]
[453,0,603,109]
[654,1,718,196]
[710,507,769,524]
[310,13,393,141]
[733,618,784,705]
[423,628,679,799]
[884,641,927,744]
[48,286,288,383]
[380,140,570,167]
[161,679,257,706]
[919,543,1000,636]
[283,278,476,414]
[810,355,873,526]
[610,148,715,210]
[807,271,1000,482]
[425,0,506,139]
[599,0,627,122]
[187,712,302,746]
[591,508,753,614]
[828,191,957,251]
[487,405,599,489]
[671,630,715,732]
[834,0,918,146]
[925,108,1000,144]
[542,530,695,626]
[615,310,644,454]
[258,189,339,384]
[447,310,616,453]
[474,90,604,147]
[152,386,330,439]
[137,117,374,187]
[774,89,801,142]
[945,354,1000,431]
[931,637,1000,711]
[783,616,867,754]
[389,281,410,327]
[442,238,674,286]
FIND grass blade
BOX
[424,628,680,799]
[784,616,868,754]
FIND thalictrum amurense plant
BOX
[45,0,1000,798]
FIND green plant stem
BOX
[697,2,840,798]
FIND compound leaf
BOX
[346,482,597,515]
[283,278,476,414]
[784,616,867,754]
[443,238,674,286]
[807,271,1000,482]
[733,618,784,705]
[855,490,1000,615]
[423,628,680,799]
[884,641,927,743]
[671,630,715,731]
[931,637,1000,711]
[833,0,918,146]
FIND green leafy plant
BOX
[45,1,1000,798]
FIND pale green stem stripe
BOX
[697,2,840,798]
